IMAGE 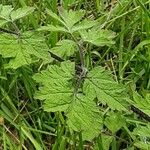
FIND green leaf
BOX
[50,40,77,59]
[131,92,150,117]
[58,8,85,29]
[79,28,116,46]
[33,61,103,141]
[62,0,76,8]
[0,5,13,21]
[101,134,113,150]
[72,19,97,32]
[94,134,113,150]
[67,94,102,141]
[104,112,126,133]
[11,6,35,21]
[83,67,129,111]
[33,61,74,112]
[0,5,12,26]
[0,20,8,27]
[44,8,95,34]
[134,141,150,150]
[0,32,51,69]
[0,5,34,25]
[46,8,65,26]
[37,24,68,33]
[133,124,150,149]
[133,124,150,138]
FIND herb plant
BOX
[0,1,150,149]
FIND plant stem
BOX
[70,33,85,69]
[0,27,18,35]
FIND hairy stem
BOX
[0,27,18,35]
[70,33,85,68]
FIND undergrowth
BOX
[0,0,150,149]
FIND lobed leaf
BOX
[104,112,126,133]
[33,61,75,112]
[134,141,150,150]
[72,19,97,32]
[42,8,96,34]
[11,7,35,21]
[83,66,129,111]
[67,94,102,141]
[58,8,85,29]
[133,124,150,150]
[79,28,116,46]
[33,61,103,140]
[131,92,150,117]
[0,5,34,26]
[94,134,113,150]
[46,8,65,26]
[0,5,13,21]
[50,40,77,59]
[133,124,150,138]
[0,32,51,69]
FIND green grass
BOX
[0,0,150,149]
